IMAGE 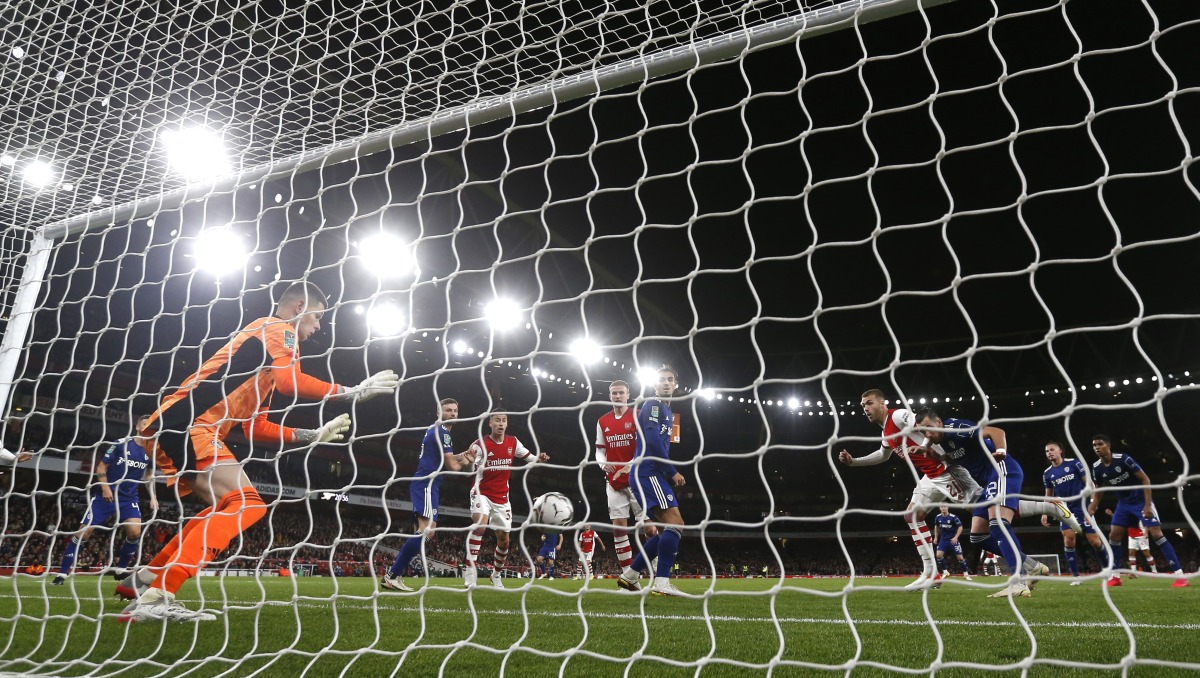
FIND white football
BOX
[531,492,574,530]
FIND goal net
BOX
[2,0,1199,674]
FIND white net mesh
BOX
[2,0,1200,674]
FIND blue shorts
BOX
[537,542,557,560]
[972,457,1023,520]
[82,496,141,526]
[1059,500,1097,534]
[634,472,679,513]
[411,480,439,521]
[1112,500,1159,529]
[936,540,963,556]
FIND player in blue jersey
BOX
[914,408,1080,598]
[1042,441,1107,585]
[535,531,563,579]
[381,398,475,592]
[618,366,686,596]
[1086,434,1189,588]
[53,416,157,585]
[932,505,973,580]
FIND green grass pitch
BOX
[0,574,1196,676]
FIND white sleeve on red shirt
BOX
[514,437,533,461]
[595,421,608,465]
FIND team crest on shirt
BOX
[283,330,296,349]
[667,494,674,501]
[1114,466,1121,473]
[624,421,632,431]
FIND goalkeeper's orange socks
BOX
[153,487,267,595]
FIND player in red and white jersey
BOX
[838,389,981,590]
[595,380,658,571]
[463,410,548,589]
[1125,520,1156,576]
[574,524,606,579]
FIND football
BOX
[530,492,574,530]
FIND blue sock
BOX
[1154,537,1181,572]
[957,558,971,575]
[59,536,83,575]
[971,532,1002,554]
[1109,539,1125,573]
[1064,547,1079,576]
[549,565,556,578]
[389,536,424,577]
[117,538,139,569]
[1093,545,1109,569]
[629,535,661,573]
[655,529,681,579]
[936,557,947,572]
[990,519,1023,576]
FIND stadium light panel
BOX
[22,160,53,188]
[359,233,415,278]
[367,304,406,337]
[485,298,521,331]
[698,389,715,400]
[570,338,602,363]
[637,367,660,387]
[193,227,248,276]
[160,127,230,180]
[787,398,799,409]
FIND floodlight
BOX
[637,367,660,387]
[570,338,602,364]
[22,160,53,188]
[698,389,715,400]
[193,227,248,276]
[367,304,406,337]
[359,233,415,278]
[452,340,467,354]
[787,398,799,409]
[160,127,230,180]
[485,298,521,331]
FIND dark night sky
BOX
[5,0,1200,528]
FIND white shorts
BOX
[582,550,594,563]
[470,492,513,530]
[1130,535,1150,552]
[606,483,649,522]
[911,466,981,510]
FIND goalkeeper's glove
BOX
[295,413,352,444]
[336,370,400,403]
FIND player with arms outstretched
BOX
[838,390,980,590]
[914,407,1080,598]
[54,416,157,585]
[461,410,548,589]
[932,506,972,581]
[1043,441,1107,584]
[119,282,397,622]
[381,398,474,592]
[595,380,658,572]
[1087,434,1189,588]
[618,366,687,596]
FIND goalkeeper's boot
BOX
[381,573,414,592]
[115,573,146,600]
